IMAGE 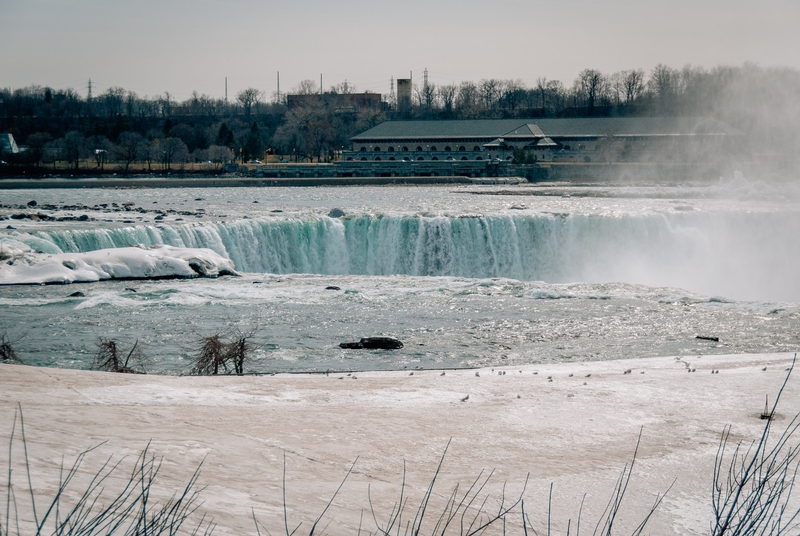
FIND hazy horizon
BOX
[1,0,798,100]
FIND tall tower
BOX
[397,78,412,112]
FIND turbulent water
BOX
[2,178,799,373]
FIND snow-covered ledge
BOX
[0,244,237,285]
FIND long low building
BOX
[341,117,741,176]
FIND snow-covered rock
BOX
[0,245,237,285]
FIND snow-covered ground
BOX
[0,244,237,285]
[1,352,797,535]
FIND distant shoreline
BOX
[0,176,508,189]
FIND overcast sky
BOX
[1,0,798,100]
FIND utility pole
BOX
[225,77,228,103]
[277,71,281,104]
[320,73,323,94]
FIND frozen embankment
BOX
[0,353,797,535]
[0,244,237,285]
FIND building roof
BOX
[0,133,19,154]
[352,117,741,141]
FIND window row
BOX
[359,146,482,152]
[346,156,514,162]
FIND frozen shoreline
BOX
[1,352,797,535]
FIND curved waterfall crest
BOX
[7,210,800,301]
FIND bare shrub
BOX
[92,338,146,374]
[192,328,255,375]
[710,354,800,535]
[0,332,23,365]
[522,430,671,536]
[0,405,214,536]
[193,334,226,375]
[253,440,529,536]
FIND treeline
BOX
[1,62,798,169]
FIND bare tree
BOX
[0,332,23,364]
[207,145,231,169]
[621,69,646,105]
[87,135,112,169]
[92,338,146,373]
[100,86,126,120]
[649,63,678,110]
[191,328,255,375]
[60,131,87,170]
[479,79,503,111]
[237,87,262,119]
[354,106,386,135]
[421,81,437,112]
[608,72,625,106]
[292,79,319,95]
[456,81,480,116]
[115,131,142,173]
[329,80,356,94]
[576,69,606,111]
[156,137,189,170]
[157,91,172,117]
[536,77,549,110]
[438,84,458,116]
[25,132,52,167]
[546,79,566,113]
[138,138,157,171]
[501,79,527,112]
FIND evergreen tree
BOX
[216,122,234,147]
[244,121,264,161]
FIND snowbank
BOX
[0,353,797,535]
[0,245,237,285]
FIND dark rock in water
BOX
[271,209,283,213]
[696,335,720,342]
[325,286,341,291]
[68,291,85,297]
[339,337,404,350]
[252,281,262,284]
[78,214,89,221]
[328,208,345,218]
[27,200,37,207]
[125,287,137,292]
[195,198,204,201]
[6,225,15,229]
[253,200,259,203]
[360,337,404,350]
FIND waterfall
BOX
[7,212,800,301]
